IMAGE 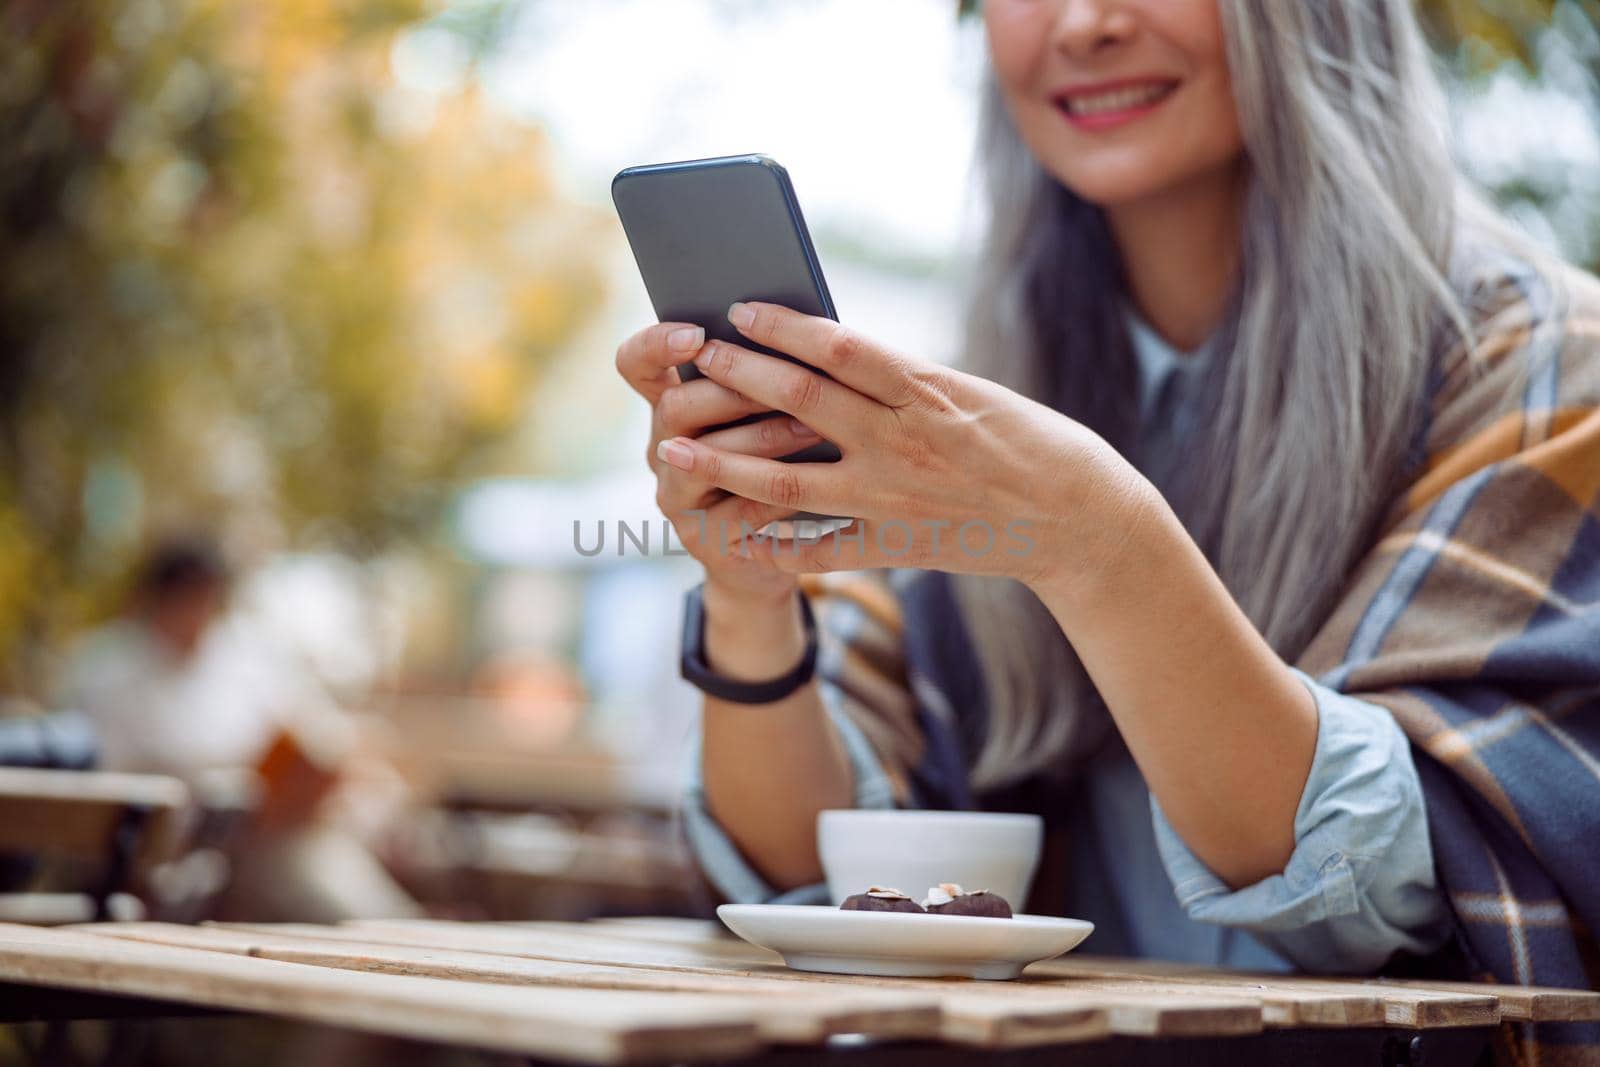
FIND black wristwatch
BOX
[680,583,817,704]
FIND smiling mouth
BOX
[1055,80,1178,119]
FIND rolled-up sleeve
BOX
[1150,668,1451,973]
[681,679,898,905]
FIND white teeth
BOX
[1064,83,1172,117]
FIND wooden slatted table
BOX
[1,918,1595,1065]
[0,768,189,859]
[0,767,191,925]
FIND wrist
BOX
[703,575,797,617]
[1026,448,1172,617]
[701,580,808,682]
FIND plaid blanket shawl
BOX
[799,247,1600,1063]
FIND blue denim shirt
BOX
[681,667,1450,974]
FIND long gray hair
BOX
[957,0,1488,790]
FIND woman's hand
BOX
[653,302,1158,597]
[617,322,855,891]
[615,319,826,608]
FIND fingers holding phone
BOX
[654,408,831,552]
[616,319,797,599]
[653,376,766,443]
[614,321,703,403]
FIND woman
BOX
[614,1,1600,1058]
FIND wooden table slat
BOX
[1375,976,1600,1023]
[527,920,1547,1030]
[585,918,727,942]
[0,924,760,1064]
[332,919,1263,1040]
[1053,953,1589,1025]
[224,921,1129,1047]
[223,922,1124,1047]
[406,919,1361,1029]
[560,920,1381,1029]
[74,922,942,1045]
[1037,956,1501,1029]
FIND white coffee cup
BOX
[816,809,1044,909]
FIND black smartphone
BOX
[612,154,847,531]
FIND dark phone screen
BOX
[611,155,842,470]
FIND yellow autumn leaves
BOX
[0,0,607,689]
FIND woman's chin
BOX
[1046,163,1189,210]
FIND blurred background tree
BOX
[0,0,608,690]
[1426,0,1600,271]
[1420,0,1561,67]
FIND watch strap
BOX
[680,584,817,704]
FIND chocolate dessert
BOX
[922,882,1013,918]
[840,886,925,913]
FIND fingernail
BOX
[693,343,724,373]
[789,418,819,439]
[667,326,704,354]
[656,438,694,471]
[728,302,755,331]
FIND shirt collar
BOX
[1124,308,1215,423]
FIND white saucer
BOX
[716,904,1093,981]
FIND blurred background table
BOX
[358,698,700,922]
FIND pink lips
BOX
[1052,78,1179,132]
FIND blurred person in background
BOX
[56,538,421,922]
[619,1,1600,1061]
[56,540,268,778]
